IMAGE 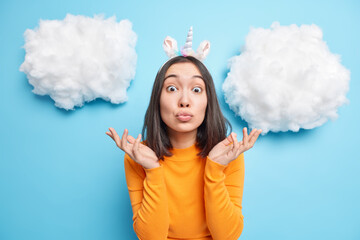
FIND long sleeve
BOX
[204,153,245,240]
[124,153,170,240]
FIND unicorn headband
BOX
[163,26,210,61]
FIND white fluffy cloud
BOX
[223,22,350,134]
[20,14,137,110]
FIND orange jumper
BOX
[124,144,245,240]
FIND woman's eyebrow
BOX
[192,75,204,80]
[164,74,204,81]
[164,74,178,81]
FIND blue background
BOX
[1,0,359,239]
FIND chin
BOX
[173,126,198,133]
[169,122,200,134]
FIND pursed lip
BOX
[176,111,193,122]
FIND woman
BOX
[106,55,262,240]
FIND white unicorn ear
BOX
[163,36,178,58]
[196,40,210,61]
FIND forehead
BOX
[165,62,202,77]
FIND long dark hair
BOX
[142,56,231,160]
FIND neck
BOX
[168,129,197,149]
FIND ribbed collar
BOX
[165,144,202,161]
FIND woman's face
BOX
[160,62,208,136]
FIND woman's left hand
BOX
[208,128,262,166]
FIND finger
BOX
[109,128,121,147]
[222,134,234,146]
[230,132,236,142]
[249,129,262,146]
[249,129,261,142]
[247,128,257,148]
[127,135,136,144]
[237,140,246,156]
[235,136,244,157]
[233,133,239,148]
[232,133,240,152]
[243,127,249,147]
[121,129,129,149]
[133,134,141,155]
[105,131,114,141]
[109,127,118,138]
[109,127,117,134]
[248,128,257,139]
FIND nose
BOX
[180,102,190,107]
[179,91,190,108]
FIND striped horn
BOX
[183,26,193,54]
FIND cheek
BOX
[159,93,173,117]
[197,96,208,118]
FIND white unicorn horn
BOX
[183,26,193,55]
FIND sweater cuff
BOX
[144,164,165,184]
[206,156,227,180]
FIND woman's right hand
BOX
[106,128,160,169]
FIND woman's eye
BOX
[192,87,202,93]
[166,86,178,92]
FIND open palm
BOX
[208,128,262,166]
[106,128,160,169]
